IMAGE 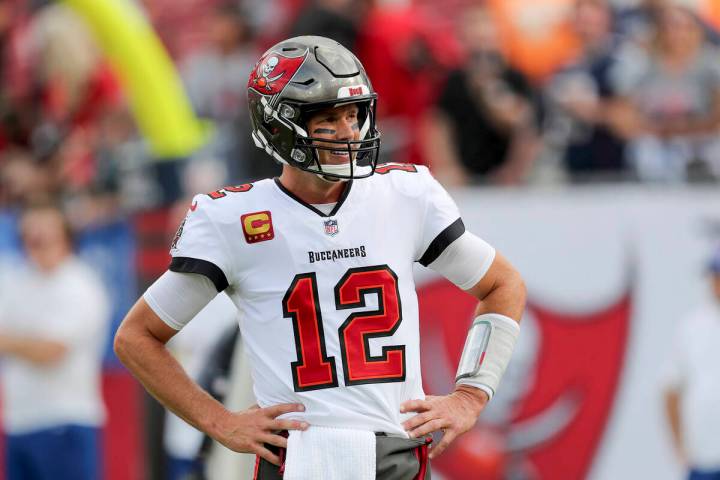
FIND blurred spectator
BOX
[0,0,38,152]
[545,0,626,181]
[608,4,720,182]
[180,4,269,184]
[615,0,669,46]
[616,0,720,48]
[483,0,579,83]
[663,248,720,480]
[92,107,156,212]
[0,202,110,480]
[356,3,460,165]
[421,6,539,186]
[289,0,371,51]
[27,4,124,189]
[0,147,54,208]
[0,148,54,259]
[0,2,130,211]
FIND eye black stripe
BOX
[313,128,336,134]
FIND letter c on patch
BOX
[244,213,270,234]
[241,210,274,243]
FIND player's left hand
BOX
[400,385,489,459]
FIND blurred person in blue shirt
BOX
[0,202,109,480]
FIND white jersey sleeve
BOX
[427,232,496,290]
[414,166,466,267]
[400,166,496,286]
[169,194,233,292]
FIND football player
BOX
[115,36,526,479]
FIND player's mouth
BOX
[330,150,350,157]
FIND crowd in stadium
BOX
[2,0,720,218]
[1,0,720,479]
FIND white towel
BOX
[283,426,376,480]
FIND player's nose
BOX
[335,117,355,141]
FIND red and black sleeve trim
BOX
[417,218,465,267]
[169,257,229,292]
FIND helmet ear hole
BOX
[279,104,297,121]
[290,148,308,165]
[291,144,318,169]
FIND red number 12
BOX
[282,265,405,392]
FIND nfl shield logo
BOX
[324,219,339,236]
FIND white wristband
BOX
[455,313,520,401]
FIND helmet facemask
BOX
[293,98,380,181]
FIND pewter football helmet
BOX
[247,36,381,179]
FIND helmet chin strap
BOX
[315,161,372,182]
[318,161,354,177]
[311,153,352,182]
[305,153,349,182]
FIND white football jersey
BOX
[170,164,486,435]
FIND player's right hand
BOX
[215,403,309,465]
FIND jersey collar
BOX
[273,177,354,217]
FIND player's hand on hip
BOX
[216,403,308,465]
[400,385,489,459]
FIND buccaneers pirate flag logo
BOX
[418,278,632,480]
[248,51,307,96]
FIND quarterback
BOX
[115,36,526,479]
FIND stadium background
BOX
[1,0,720,478]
